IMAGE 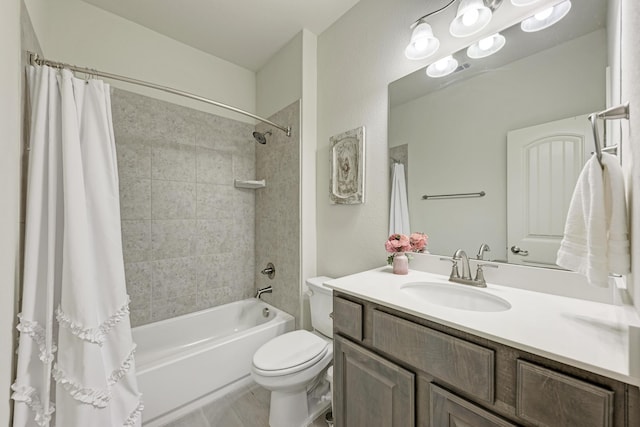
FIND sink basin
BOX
[400,281,511,312]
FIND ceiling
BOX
[82,0,361,71]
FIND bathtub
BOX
[133,298,294,424]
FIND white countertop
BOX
[325,266,640,386]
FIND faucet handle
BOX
[474,262,498,285]
[440,257,459,279]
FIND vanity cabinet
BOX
[334,335,415,426]
[332,293,640,427]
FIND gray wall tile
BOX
[152,180,196,220]
[152,257,197,300]
[195,219,234,255]
[196,147,233,185]
[119,177,151,220]
[116,142,151,180]
[121,220,151,263]
[151,219,196,259]
[151,142,196,182]
[112,90,295,327]
[196,183,234,221]
[255,101,301,327]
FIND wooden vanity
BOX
[332,292,640,427]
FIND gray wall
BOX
[255,101,302,327]
[111,89,258,326]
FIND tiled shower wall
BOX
[111,89,257,326]
[254,101,301,327]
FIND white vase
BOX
[392,252,409,275]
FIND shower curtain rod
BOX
[28,52,292,137]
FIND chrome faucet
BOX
[255,286,273,299]
[440,249,498,288]
[453,249,472,281]
[476,243,491,260]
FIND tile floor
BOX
[161,381,331,427]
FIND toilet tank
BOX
[306,276,334,338]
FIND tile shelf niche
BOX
[234,179,266,189]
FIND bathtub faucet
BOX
[256,286,273,299]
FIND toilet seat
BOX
[252,330,329,377]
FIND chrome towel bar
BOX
[589,102,629,168]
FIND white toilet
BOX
[251,277,334,427]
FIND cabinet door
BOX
[334,335,415,427]
[431,384,518,427]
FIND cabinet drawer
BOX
[516,360,614,427]
[431,384,517,427]
[372,310,494,402]
[333,296,363,341]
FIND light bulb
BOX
[435,58,448,71]
[535,7,553,21]
[405,21,440,60]
[478,36,494,51]
[521,0,572,32]
[462,8,480,26]
[413,38,428,51]
[467,33,505,59]
[426,56,458,78]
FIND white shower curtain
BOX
[12,66,143,427]
[389,163,411,236]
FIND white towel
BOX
[389,163,411,235]
[556,153,630,287]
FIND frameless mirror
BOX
[388,0,621,268]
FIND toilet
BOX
[251,277,334,427]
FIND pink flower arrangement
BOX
[385,232,429,265]
[385,234,411,253]
[409,232,428,253]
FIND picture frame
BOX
[329,126,365,204]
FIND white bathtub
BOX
[133,298,294,424]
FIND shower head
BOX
[252,131,272,145]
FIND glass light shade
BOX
[467,33,506,58]
[449,0,492,38]
[521,0,572,32]
[511,0,541,6]
[405,22,440,60]
[426,56,459,78]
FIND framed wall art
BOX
[329,126,365,204]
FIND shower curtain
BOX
[11,66,143,427]
[389,163,411,236]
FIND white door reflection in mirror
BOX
[507,115,593,267]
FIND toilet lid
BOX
[253,330,329,376]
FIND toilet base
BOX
[268,378,331,427]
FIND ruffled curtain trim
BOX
[16,314,57,363]
[52,365,111,408]
[52,344,138,408]
[11,384,56,427]
[55,296,131,346]
[123,399,144,427]
[108,345,137,386]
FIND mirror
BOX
[389,0,621,267]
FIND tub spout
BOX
[256,286,273,299]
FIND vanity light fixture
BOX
[466,33,506,58]
[405,21,440,60]
[404,0,504,61]
[426,56,459,78]
[521,0,572,32]
[449,0,493,38]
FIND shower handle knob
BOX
[261,262,276,279]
